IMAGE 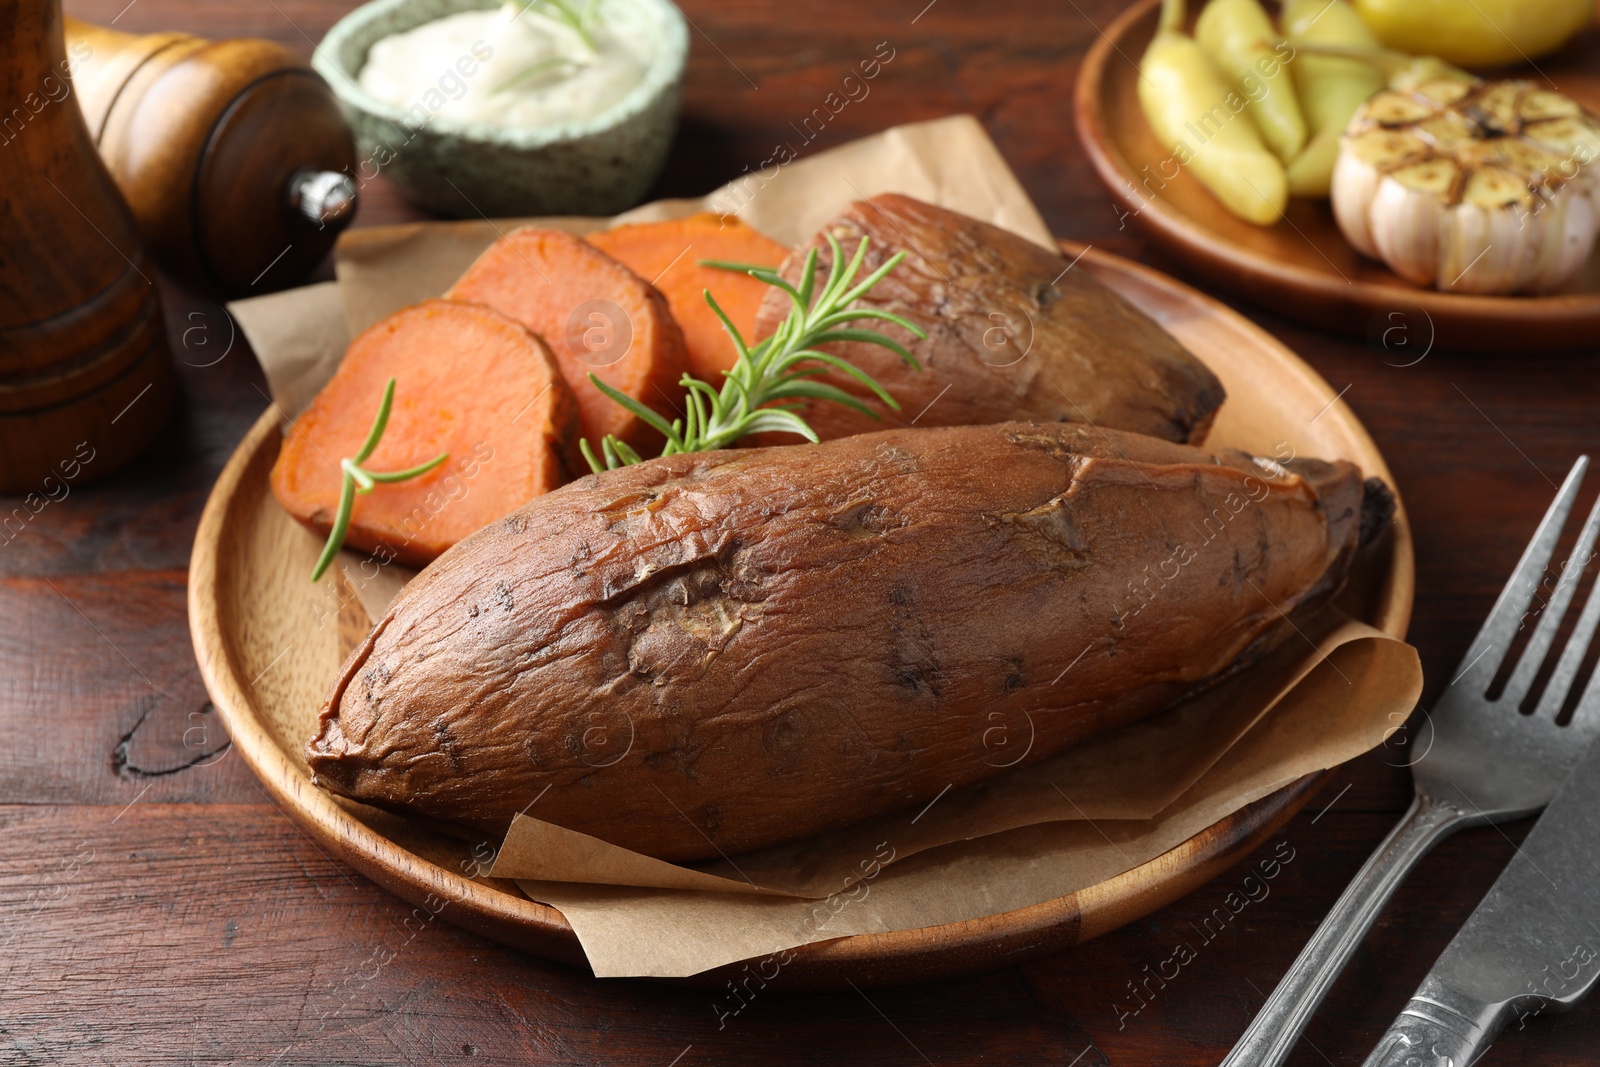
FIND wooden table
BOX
[8,1,1597,1062]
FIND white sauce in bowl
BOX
[358,1,655,130]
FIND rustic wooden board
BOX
[3,802,1586,1066]
[11,0,1596,1059]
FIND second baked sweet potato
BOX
[751,194,1226,444]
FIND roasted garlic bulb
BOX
[1331,78,1600,294]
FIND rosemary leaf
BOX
[515,0,599,51]
[491,56,579,95]
[579,236,926,475]
[309,378,448,582]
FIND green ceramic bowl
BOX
[315,0,686,218]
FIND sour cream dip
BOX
[358,1,654,130]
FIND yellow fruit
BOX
[1354,0,1593,69]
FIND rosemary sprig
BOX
[310,378,449,583]
[491,56,581,95]
[494,1,599,97]
[580,234,926,473]
[515,0,599,51]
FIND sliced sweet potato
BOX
[447,227,689,453]
[270,299,580,568]
[587,213,791,383]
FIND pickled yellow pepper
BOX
[1137,0,1287,225]
[1194,0,1306,163]
[1281,0,1384,197]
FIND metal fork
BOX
[1222,455,1600,1067]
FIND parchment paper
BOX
[517,631,1413,978]
[491,609,1364,898]
[227,114,1422,978]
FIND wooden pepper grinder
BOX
[0,0,173,493]
[65,15,359,296]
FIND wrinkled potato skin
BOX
[307,422,1361,861]
[750,194,1227,445]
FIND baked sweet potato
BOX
[447,227,690,454]
[270,299,580,568]
[750,194,1226,444]
[586,214,790,383]
[306,422,1380,860]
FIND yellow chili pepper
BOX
[1138,0,1287,225]
[1281,0,1384,197]
[1194,0,1306,164]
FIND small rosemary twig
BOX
[491,56,581,95]
[310,378,449,582]
[580,234,926,473]
[515,0,599,51]
[494,1,600,96]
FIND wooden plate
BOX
[1075,0,1600,353]
[189,242,1414,988]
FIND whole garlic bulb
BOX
[1331,77,1600,294]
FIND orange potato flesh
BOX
[270,299,580,567]
[587,213,791,383]
[448,227,689,454]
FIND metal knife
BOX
[1363,735,1600,1067]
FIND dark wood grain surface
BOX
[6,0,1599,1062]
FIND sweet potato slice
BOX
[447,227,689,453]
[270,299,580,568]
[587,214,790,382]
[751,194,1227,444]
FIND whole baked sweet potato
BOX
[749,194,1226,444]
[307,422,1379,861]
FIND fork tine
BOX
[1504,485,1600,705]
[1450,456,1589,694]
[1564,619,1600,733]
[1530,494,1600,717]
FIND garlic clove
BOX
[1495,138,1565,181]
[1334,128,1429,257]
[1439,193,1528,293]
[1344,127,1432,167]
[1467,82,1521,135]
[1524,117,1600,192]
[1520,90,1583,122]
[1527,192,1597,292]
[1331,149,1383,257]
[1417,109,1477,152]
[1364,90,1433,126]
[1369,165,1451,285]
[1461,163,1534,209]
[1412,77,1474,108]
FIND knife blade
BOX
[1363,734,1600,1067]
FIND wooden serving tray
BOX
[1075,0,1600,353]
[188,242,1414,988]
